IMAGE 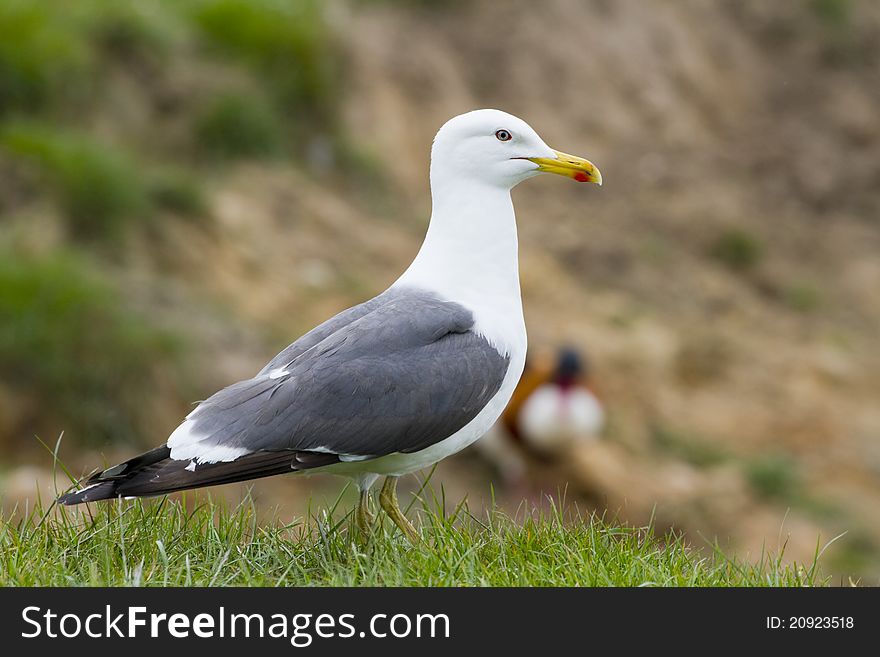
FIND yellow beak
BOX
[527,149,602,185]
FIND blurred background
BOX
[1,0,879,582]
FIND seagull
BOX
[58,109,602,543]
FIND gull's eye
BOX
[495,129,512,142]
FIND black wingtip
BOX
[57,481,119,505]
[56,445,173,505]
[56,490,81,505]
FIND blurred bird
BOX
[57,109,601,543]
[516,348,604,454]
[477,348,605,484]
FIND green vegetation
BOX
[1,124,149,240]
[651,426,729,468]
[0,1,92,116]
[743,453,837,519]
[709,228,764,272]
[810,0,860,65]
[0,0,351,242]
[745,454,801,501]
[0,490,827,586]
[829,529,877,577]
[0,0,340,128]
[147,168,210,218]
[195,94,284,160]
[0,250,181,445]
[191,0,338,128]
[651,434,839,522]
[79,1,174,62]
[784,282,822,313]
[811,0,852,29]
[2,123,211,237]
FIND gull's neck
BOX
[393,176,526,354]
[395,177,522,307]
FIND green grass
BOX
[0,483,829,587]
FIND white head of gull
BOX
[58,109,602,544]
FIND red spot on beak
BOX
[574,171,590,183]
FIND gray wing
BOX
[170,288,511,462]
[256,291,391,376]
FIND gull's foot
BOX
[379,476,420,545]
[356,488,376,541]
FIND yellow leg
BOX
[356,487,375,537]
[379,476,420,545]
